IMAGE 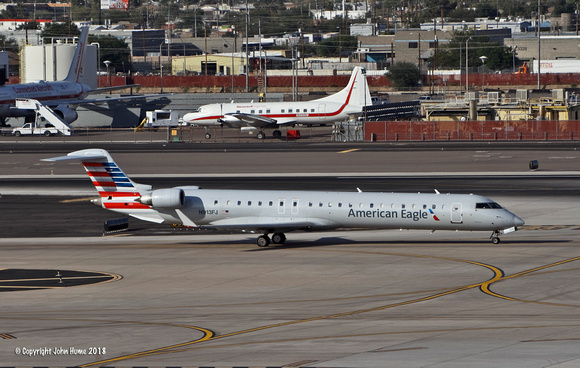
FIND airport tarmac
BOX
[1,145,580,367]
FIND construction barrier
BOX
[364,120,580,141]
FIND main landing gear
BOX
[490,230,501,244]
[256,232,287,247]
[256,130,282,139]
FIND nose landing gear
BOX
[490,230,501,244]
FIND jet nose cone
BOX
[513,215,525,227]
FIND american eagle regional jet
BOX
[182,66,371,139]
[0,26,146,126]
[44,149,524,246]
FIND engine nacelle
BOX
[54,105,79,124]
[138,188,185,208]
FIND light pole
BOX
[479,55,487,90]
[91,42,100,88]
[159,42,164,93]
[103,60,112,93]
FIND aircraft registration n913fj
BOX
[43,149,524,246]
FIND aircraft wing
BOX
[175,212,339,233]
[274,117,298,125]
[49,93,168,108]
[224,113,278,128]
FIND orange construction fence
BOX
[365,120,580,141]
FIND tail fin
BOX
[317,66,372,109]
[64,26,89,83]
[43,149,166,224]
[43,149,151,198]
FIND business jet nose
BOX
[513,215,525,227]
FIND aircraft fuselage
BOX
[183,100,359,127]
[0,80,90,116]
[105,188,523,232]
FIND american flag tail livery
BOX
[43,149,166,223]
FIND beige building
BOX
[507,35,580,64]
[172,54,246,76]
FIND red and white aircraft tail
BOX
[43,149,166,223]
[316,66,371,110]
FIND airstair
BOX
[15,98,74,135]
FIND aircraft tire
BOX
[271,233,286,244]
[257,235,270,247]
[257,131,266,139]
[491,237,500,244]
[205,132,211,139]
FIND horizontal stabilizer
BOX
[42,153,107,162]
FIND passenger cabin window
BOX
[251,110,255,113]
[338,203,342,207]
[236,110,240,113]
[370,203,374,208]
[258,201,262,206]
[248,201,252,206]
[269,201,273,206]
[402,204,406,209]
[281,109,285,113]
[266,109,270,113]
[237,201,241,206]
[432,205,436,209]
[289,109,293,113]
[309,202,313,207]
[303,109,307,112]
[259,110,263,113]
[476,202,503,209]
[311,109,315,112]
[214,200,219,205]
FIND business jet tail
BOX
[316,66,371,109]
[64,26,89,83]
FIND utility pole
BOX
[245,0,249,92]
[537,0,541,89]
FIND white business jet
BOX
[182,66,371,139]
[44,149,524,247]
[0,27,146,126]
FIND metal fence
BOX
[365,120,580,141]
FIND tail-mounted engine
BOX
[137,188,185,208]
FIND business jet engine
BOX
[54,105,79,123]
[137,188,185,208]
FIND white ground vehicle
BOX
[12,123,60,137]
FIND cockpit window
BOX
[476,202,503,209]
